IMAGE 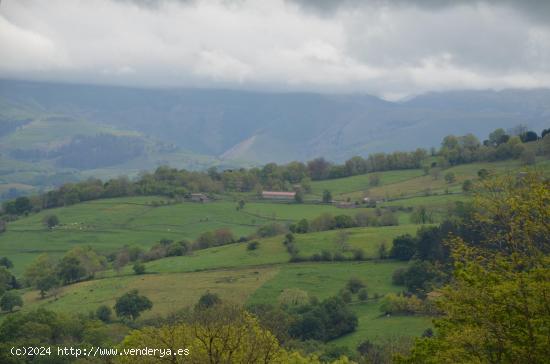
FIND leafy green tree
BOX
[346,277,366,294]
[114,290,153,320]
[410,206,433,224]
[96,305,112,322]
[444,172,456,184]
[462,179,473,192]
[477,168,490,179]
[14,196,32,215]
[368,174,381,187]
[196,291,222,310]
[43,214,60,229]
[294,189,304,203]
[519,130,538,142]
[0,291,23,312]
[390,234,416,260]
[0,267,16,296]
[36,273,59,298]
[0,257,13,269]
[358,289,368,301]
[399,173,550,363]
[322,190,332,203]
[57,256,86,284]
[132,262,146,275]
[334,214,356,229]
[295,218,310,233]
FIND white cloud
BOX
[0,0,549,98]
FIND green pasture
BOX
[0,197,380,275]
[332,303,432,347]
[291,225,418,259]
[309,169,424,199]
[19,267,278,319]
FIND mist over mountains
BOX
[1,79,549,167]
[0,80,550,184]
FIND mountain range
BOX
[1,78,549,193]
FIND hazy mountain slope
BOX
[1,79,549,165]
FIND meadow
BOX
[3,157,549,349]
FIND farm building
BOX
[262,191,296,200]
[190,193,209,203]
[336,201,355,208]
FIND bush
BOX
[340,289,353,303]
[392,268,407,285]
[0,291,23,312]
[196,292,221,310]
[390,234,416,261]
[256,223,287,238]
[96,305,112,322]
[334,215,356,229]
[133,262,146,275]
[278,288,309,306]
[358,288,369,301]
[379,211,399,226]
[346,277,366,294]
[379,293,426,315]
[247,241,260,250]
[462,179,474,192]
[114,290,153,320]
[321,250,333,261]
[444,172,456,184]
[311,253,322,262]
[352,249,366,261]
[43,214,60,229]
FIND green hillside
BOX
[0,156,548,360]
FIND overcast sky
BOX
[1,0,549,99]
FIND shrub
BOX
[321,250,333,261]
[96,305,112,322]
[257,223,287,238]
[358,288,369,301]
[196,292,221,310]
[43,214,60,229]
[334,215,356,229]
[114,290,152,320]
[247,241,260,251]
[340,289,352,303]
[390,234,416,261]
[133,262,146,275]
[278,288,309,306]
[352,249,366,261]
[392,268,407,285]
[346,277,366,293]
[311,253,322,262]
[0,291,23,312]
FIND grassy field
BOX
[368,160,548,200]
[248,261,407,305]
[18,258,430,346]
[309,169,424,199]
[4,157,548,348]
[0,197,380,275]
[19,267,279,319]
[333,303,432,347]
[290,225,419,259]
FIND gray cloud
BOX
[0,0,549,99]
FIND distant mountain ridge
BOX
[1,79,549,165]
